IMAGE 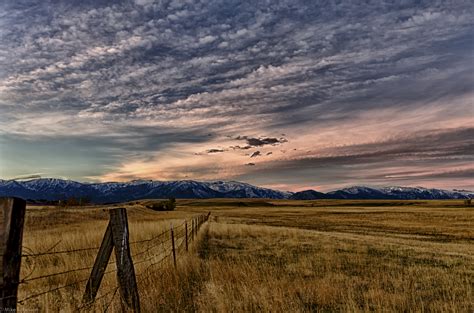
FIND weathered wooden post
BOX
[170,224,176,268]
[83,224,113,304]
[109,208,140,313]
[185,221,188,252]
[0,197,26,311]
[82,208,140,312]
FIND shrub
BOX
[147,198,176,211]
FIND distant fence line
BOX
[0,197,210,312]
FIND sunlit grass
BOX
[17,199,473,312]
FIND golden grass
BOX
[198,222,472,312]
[16,199,474,312]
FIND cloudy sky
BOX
[0,0,473,191]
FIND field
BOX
[17,199,473,312]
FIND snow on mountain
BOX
[0,178,289,202]
[379,186,473,199]
[0,179,471,203]
[327,186,473,200]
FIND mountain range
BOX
[0,178,472,203]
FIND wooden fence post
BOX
[82,223,114,305]
[185,221,188,252]
[170,224,176,268]
[0,197,26,311]
[83,208,140,312]
[109,208,140,313]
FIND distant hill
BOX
[289,190,328,200]
[0,178,472,203]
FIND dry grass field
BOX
[17,199,473,312]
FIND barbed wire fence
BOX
[0,197,210,313]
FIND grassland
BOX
[17,199,473,312]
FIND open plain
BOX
[18,199,473,312]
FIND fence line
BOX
[0,197,210,312]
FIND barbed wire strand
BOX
[103,286,120,313]
[18,268,116,304]
[21,265,94,283]
[131,236,168,261]
[129,228,169,245]
[136,253,171,283]
[22,246,100,257]
[76,284,120,312]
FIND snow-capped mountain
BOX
[0,178,290,203]
[326,186,473,200]
[0,179,472,203]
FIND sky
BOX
[0,0,473,192]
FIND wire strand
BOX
[21,265,94,283]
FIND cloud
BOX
[199,35,218,45]
[234,127,474,191]
[0,0,472,190]
[9,174,43,180]
[206,148,225,154]
[236,136,288,147]
[230,145,253,150]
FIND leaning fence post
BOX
[83,222,114,305]
[109,208,140,313]
[170,224,176,268]
[185,221,188,252]
[0,197,26,311]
